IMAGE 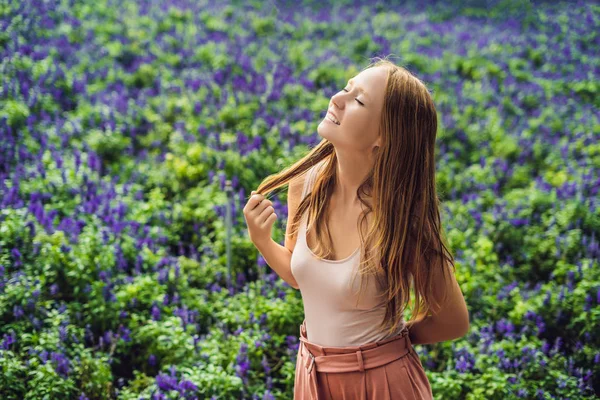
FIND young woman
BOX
[244,57,469,399]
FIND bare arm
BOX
[255,238,298,289]
[407,261,470,345]
[255,172,306,290]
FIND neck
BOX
[333,153,374,208]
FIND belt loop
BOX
[356,350,365,372]
[307,351,315,374]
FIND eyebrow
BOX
[347,79,370,101]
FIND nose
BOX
[331,90,350,109]
[331,97,343,111]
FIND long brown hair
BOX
[252,57,455,337]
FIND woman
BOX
[243,57,469,399]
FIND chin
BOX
[316,122,328,138]
[317,119,337,140]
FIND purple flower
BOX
[178,379,197,393]
[11,248,22,267]
[454,347,475,373]
[156,372,178,391]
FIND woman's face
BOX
[318,66,388,153]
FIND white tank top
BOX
[291,160,406,347]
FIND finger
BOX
[246,193,264,211]
[258,205,275,223]
[253,199,272,215]
[261,211,277,227]
[252,196,272,211]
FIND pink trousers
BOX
[294,319,433,400]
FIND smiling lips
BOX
[326,111,340,125]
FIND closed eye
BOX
[343,88,364,106]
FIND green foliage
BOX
[131,63,157,88]
[308,62,345,90]
[0,99,30,128]
[1,0,598,398]
[250,14,276,37]
[86,128,133,163]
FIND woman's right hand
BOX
[243,190,278,247]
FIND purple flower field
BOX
[0,0,599,398]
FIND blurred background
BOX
[0,0,598,398]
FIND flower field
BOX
[0,0,599,399]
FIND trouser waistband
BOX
[298,319,412,399]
